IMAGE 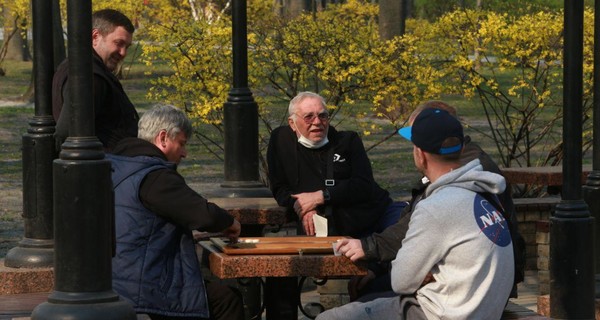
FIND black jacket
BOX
[111,137,234,232]
[267,125,392,237]
[53,52,139,152]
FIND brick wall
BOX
[513,197,559,271]
[536,220,550,295]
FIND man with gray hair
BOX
[107,104,244,320]
[267,91,405,238]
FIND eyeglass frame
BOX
[293,111,330,124]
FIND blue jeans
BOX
[356,201,408,238]
[376,201,408,233]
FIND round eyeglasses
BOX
[295,112,330,124]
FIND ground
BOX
[0,100,30,257]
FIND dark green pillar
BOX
[31,0,134,318]
[4,0,55,269]
[551,0,595,318]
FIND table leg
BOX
[264,277,299,320]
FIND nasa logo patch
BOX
[473,193,511,247]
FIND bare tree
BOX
[2,5,31,62]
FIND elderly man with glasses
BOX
[267,91,405,238]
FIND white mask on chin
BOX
[291,117,329,149]
[297,134,329,149]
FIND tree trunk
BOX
[406,0,414,18]
[279,0,312,18]
[379,0,403,40]
[3,5,31,61]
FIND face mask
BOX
[297,133,329,149]
[291,116,329,149]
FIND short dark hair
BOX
[92,9,135,35]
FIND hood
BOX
[425,159,506,198]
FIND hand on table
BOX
[221,220,241,243]
[335,238,365,262]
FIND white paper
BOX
[313,214,328,237]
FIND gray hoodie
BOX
[391,159,514,319]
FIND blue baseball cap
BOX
[398,108,464,155]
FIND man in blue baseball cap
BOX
[398,108,464,156]
[318,107,514,320]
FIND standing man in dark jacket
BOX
[53,8,139,152]
[267,91,405,238]
[337,101,525,301]
[108,104,244,320]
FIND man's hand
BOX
[292,191,324,216]
[336,238,366,262]
[302,210,318,235]
[221,220,241,243]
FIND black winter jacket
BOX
[267,126,392,237]
[53,52,139,152]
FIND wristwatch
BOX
[323,189,331,202]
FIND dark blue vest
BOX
[107,154,209,318]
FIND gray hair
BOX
[288,91,327,117]
[138,104,192,142]
[92,9,135,35]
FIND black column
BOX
[218,1,270,318]
[31,0,134,318]
[551,0,595,318]
[221,0,267,197]
[582,0,600,299]
[4,0,55,269]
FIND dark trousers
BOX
[147,280,245,320]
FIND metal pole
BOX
[222,0,268,196]
[31,0,134,318]
[219,1,269,318]
[551,0,595,318]
[4,0,55,269]
[582,0,600,299]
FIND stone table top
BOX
[209,197,287,225]
[199,241,367,279]
[500,165,592,186]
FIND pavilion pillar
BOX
[582,0,600,299]
[222,0,267,196]
[551,0,595,318]
[4,0,55,269]
[31,0,134,318]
